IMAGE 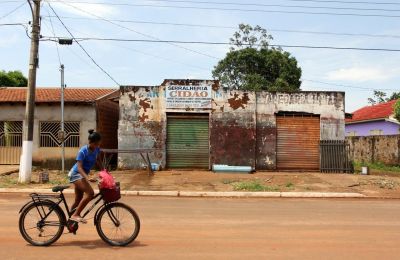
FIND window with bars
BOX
[40,121,80,147]
[0,121,23,147]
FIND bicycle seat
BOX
[52,185,70,192]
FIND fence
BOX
[320,140,353,173]
[346,135,400,165]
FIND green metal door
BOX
[167,114,209,169]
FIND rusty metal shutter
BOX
[167,114,209,169]
[276,114,320,171]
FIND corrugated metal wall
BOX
[167,114,209,169]
[276,114,320,170]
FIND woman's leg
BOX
[70,184,84,212]
[71,178,94,219]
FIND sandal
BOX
[70,216,87,224]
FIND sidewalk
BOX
[0,168,399,198]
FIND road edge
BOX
[0,188,367,198]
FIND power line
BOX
[40,35,400,53]
[43,8,62,66]
[42,11,211,71]
[46,2,120,85]
[0,1,26,20]
[47,0,400,18]
[303,79,400,91]
[7,0,400,6]
[42,15,400,40]
[53,0,220,60]
[50,0,400,12]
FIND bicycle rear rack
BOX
[30,193,61,203]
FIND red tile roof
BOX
[346,99,397,123]
[0,87,116,103]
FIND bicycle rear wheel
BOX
[19,201,65,246]
[96,202,140,246]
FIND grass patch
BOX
[0,171,69,188]
[285,182,294,188]
[353,161,400,173]
[232,180,279,192]
[222,179,238,185]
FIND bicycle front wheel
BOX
[19,201,65,246]
[96,202,140,246]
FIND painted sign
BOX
[166,85,212,109]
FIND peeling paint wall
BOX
[211,90,256,168]
[118,85,164,169]
[118,80,345,170]
[347,135,400,165]
[256,92,345,170]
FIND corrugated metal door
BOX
[0,121,23,164]
[276,114,320,170]
[167,114,209,169]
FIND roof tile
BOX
[0,88,116,103]
[346,99,397,123]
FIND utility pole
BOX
[19,0,41,183]
[60,64,65,174]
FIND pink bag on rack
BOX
[98,169,116,189]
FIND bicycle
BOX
[18,184,140,246]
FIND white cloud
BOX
[326,67,399,82]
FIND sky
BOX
[1,0,400,112]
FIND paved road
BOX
[1,194,399,260]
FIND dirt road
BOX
[1,194,399,260]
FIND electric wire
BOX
[52,0,220,60]
[41,13,211,71]
[45,0,400,19]
[52,0,400,13]
[303,79,400,91]
[41,15,400,40]
[44,7,62,66]
[40,35,400,53]
[46,2,120,85]
[0,1,26,20]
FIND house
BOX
[345,100,399,136]
[118,79,346,171]
[0,87,119,168]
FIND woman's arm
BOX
[77,161,89,179]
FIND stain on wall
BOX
[119,80,346,170]
[347,135,400,165]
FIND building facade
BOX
[118,80,345,171]
[346,99,399,136]
[0,88,118,168]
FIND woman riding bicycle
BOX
[68,129,101,223]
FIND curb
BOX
[0,188,366,198]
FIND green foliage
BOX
[213,24,302,91]
[353,161,400,173]
[394,99,400,122]
[232,180,279,192]
[0,70,27,87]
[368,90,400,105]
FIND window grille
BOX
[0,121,23,147]
[40,121,80,147]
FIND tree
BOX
[0,70,28,87]
[368,90,400,105]
[212,24,302,91]
[394,100,400,122]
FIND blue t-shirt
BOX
[71,145,100,174]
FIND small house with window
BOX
[345,99,400,136]
[0,87,118,168]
